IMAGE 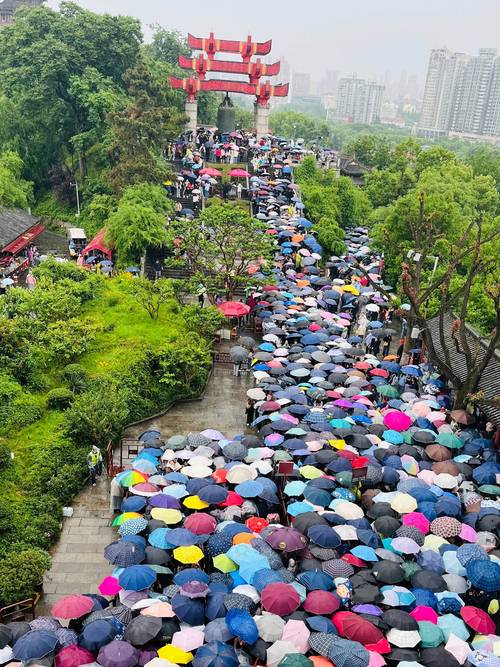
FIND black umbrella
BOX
[420,647,461,667]
[145,546,171,565]
[411,570,447,592]
[0,624,13,649]
[382,610,418,631]
[373,516,401,537]
[351,583,381,604]
[157,618,180,643]
[123,616,162,646]
[292,512,329,534]
[372,560,405,584]
[6,622,31,644]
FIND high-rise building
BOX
[0,0,44,26]
[419,47,500,140]
[291,72,312,98]
[334,76,384,124]
[318,70,339,96]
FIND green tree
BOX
[106,62,184,191]
[128,278,173,320]
[170,201,273,300]
[0,1,142,185]
[0,152,33,208]
[269,111,331,142]
[343,134,392,168]
[106,203,168,267]
[183,305,225,342]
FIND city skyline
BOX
[45,0,499,82]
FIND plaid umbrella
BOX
[322,559,355,578]
[104,541,145,566]
[328,637,370,667]
[187,432,212,447]
[309,632,336,657]
[224,593,257,613]
[395,525,425,546]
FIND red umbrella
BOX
[51,594,94,619]
[370,368,389,378]
[341,554,366,568]
[218,301,250,318]
[245,517,269,533]
[184,512,217,535]
[55,645,95,667]
[332,611,384,645]
[260,401,281,413]
[303,590,340,615]
[219,491,243,507]
[261,583,300,615]
[460,605,495,634]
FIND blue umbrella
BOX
[118,565,156,591]
[225,609,258,645]
[234,480,264,498]
[165,528,199,546]
[120,534,146,548]
[328,637,370,667]
[174,568,210,586]
[121,497,147,512]
[148,528,174,550]
[466,559,500,592]
[307,616,337,634]
[78,620,118,652]
[193,641,239,667]
[297,571,334,591]
[351,545,379,562]
[13,631,58,661]
[205,592,226,621]
[198,485,229,504]
[104,541,145,567]
[308,525,341,549]
[171,593,205,625]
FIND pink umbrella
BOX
[184,512,217,535]
[55,645,95,667]
[368,652,386,667]
[229,168,250,177]
[141,601,175,617]
[172,628,205,652]
[218,301,250,318]
[51,594,94,619]
[402,512,430,534]
[199,167,222,177]
[410,606,438,624]
[281,619,310,653]
[261,583,300,615]
[98,576,122,596]
[383,411,412,432]
[459,523,477,543]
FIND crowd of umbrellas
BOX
[1,164,499,667]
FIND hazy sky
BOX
[47,0,500,80]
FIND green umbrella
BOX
[336,471,353,488]
[377,385,400,398]
[436,433,463,449]
[273,451,292,462]
[418,621,444,648]
[279,656,313,667]
[478,484,500,496]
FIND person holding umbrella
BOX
[245,399,256,427]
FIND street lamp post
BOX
[70,181,81,217]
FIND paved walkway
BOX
[124,365,253,440]
[38,474,114,615]
[38,362,253,613]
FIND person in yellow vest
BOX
[87,445,103,486]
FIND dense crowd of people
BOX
[1,138,498,667]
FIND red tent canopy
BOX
[79,229,112,260]
[2,222,45,256]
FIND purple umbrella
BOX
[148,494,181,509]
[265,527,308,553]
[97,641,139,667]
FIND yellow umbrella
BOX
[390,493,417,514]
[300,465,323,480]
[328,439,346,450]
[183,495,209,510]
[157,645,193,664]
[173,545,204,564]
[423,534,448,552]
[343,285,360,295]
[151,508,183,524]
[213,554,238,573]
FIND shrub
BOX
[183,305,225,341]
[0,395,43,432]
[63,364,88,393]
[0,498,12,531]
[0,443,11,469]
[39,319,96,365]
[47,388,74,410]
[46,463,87,505]
[0,548,51,607]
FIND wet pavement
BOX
[38,474,114,616]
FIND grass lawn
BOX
[1,275,186,473]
